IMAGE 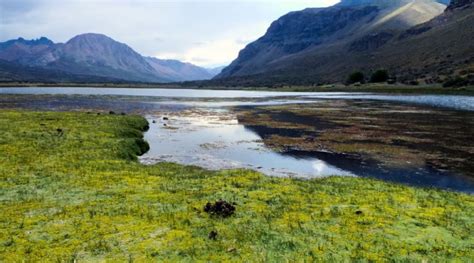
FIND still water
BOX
[140,110,353,178]
[1,87,474,111]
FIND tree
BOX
[370,70,389,83]
[347,71,365,84]
[443,76,469,88]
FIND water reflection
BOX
[308,94,474,111]
[1,87,473,111]
[139,110,353,178]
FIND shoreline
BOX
[1,82,474,95]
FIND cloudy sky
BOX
[0,0,338,67]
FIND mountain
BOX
[0,59,124,83]
[0,37,55,65]
[145,57,215,81]
[51,34,163,82]
[0,33,216,83]
[206,66,226,76]
[215,0,474,85]
[339,0,449,6]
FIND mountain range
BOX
[0,33,220,83]
[1,0,473,86]
[215,0,474,86]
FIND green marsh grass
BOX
[0,111,473,261]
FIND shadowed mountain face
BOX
[215,0,473,85]
[217,5,381,78]
[0,33,219,83]
[448,0,472,8]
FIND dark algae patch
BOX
[236,100,474,191]
[1,111,474,261]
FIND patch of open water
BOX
[2,87,473,111]
[139,110,354,178]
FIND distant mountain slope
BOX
[215,0,473,85]
[145,57,215,81]
[0,37,55,65]
[206,66,225,76]
[0,33,215,83]
[0,59,124,83]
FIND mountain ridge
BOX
[0,33,220,83]
[215,0,473,86]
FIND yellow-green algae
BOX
[0,111,473,262]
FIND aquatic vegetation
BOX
[237,101,474,176]
[0,111,473,261]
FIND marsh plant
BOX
[0,111,473,261]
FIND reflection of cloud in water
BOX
[312,160,355,177]
[312,160,326,175]
[141,111,353,179]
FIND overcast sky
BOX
[0,0,339,67]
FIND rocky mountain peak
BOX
[338,0,408,7]
[447,0,473,9]
[33,37,54,46]
[64,33,125,51]
[0,37,54,49]
[66,33,114,44]
[338,0,450,7]
[62,33,142,62]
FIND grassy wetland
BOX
[1,110,473,261]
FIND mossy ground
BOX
[0,111,473,262]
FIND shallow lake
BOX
[1,87,473,193]
[2,87,474,110]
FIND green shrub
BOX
[370,70,389,83]
[443,76,469,88]
[347,71,365,84]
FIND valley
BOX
[1,0,474,261]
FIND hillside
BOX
[215,0,474,86]
[145,57,215,81]
[0,59,125,83]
